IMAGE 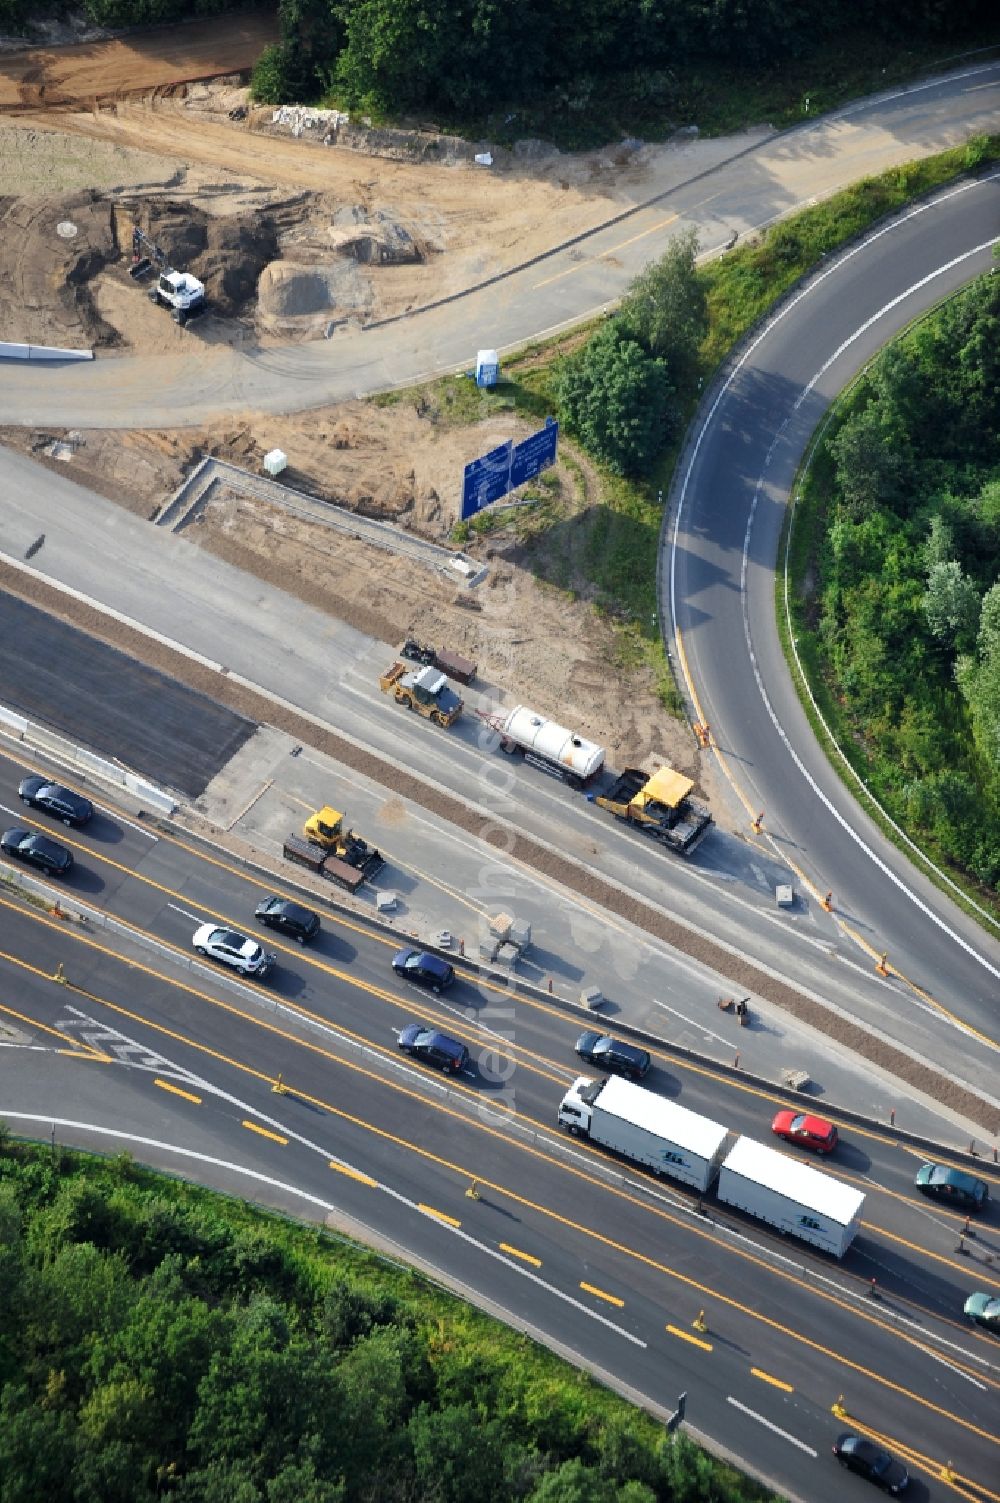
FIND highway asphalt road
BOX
[0,62,998,427]
[668,170,1000,1039]
[2,788,998,1502]
[1,511,998,1124]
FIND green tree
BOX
[828,403,905,515]
[556,322,672,476]
[0,1385,76,1503]
[923,513,955,570]
[408,1402,516,1503]
[618,227,707,384]
[977,581,1000,655]
[923,560,980,650]
[527,1458,616,1503]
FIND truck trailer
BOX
[477,706,605,787]
[557,1075,729,1192]
[716,1135,864,1258]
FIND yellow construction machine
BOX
[378,662,463,727]
[302,806,384,879]
[593,766,712,855]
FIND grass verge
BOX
[370,135,1000,726]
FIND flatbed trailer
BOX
[282,835,368,893]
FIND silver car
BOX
[192,923,275,978]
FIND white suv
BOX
[192,924,275,979]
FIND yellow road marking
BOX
[419,1204,461,1227]
[331,1162,377,1187]
[500,1242,542,1267]
[0,966,107,1055]
[14,956,998,1438]
[580,1281,624,1307]
[242,1121,287,1145]
[534,214,679,288]
[751,1368,793,1392]
[666,1324,713,1351]
[154,1078,201,1104]
[669,639,999,1047]
[4,903,998,1309]
[837,1410,1000,1503]
[60,1049,113,1061]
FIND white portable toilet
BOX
[263,448,287,477]
[476,349,499,388]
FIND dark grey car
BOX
[18,776,93,827]
[254,896,321,945]
[575,1030,651,1080]
[2,827,73,877]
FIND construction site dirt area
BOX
[0,401,702,793]
[0,85,656,351]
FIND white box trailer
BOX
[717,1136,864,1258]
[557,1075,729,1193]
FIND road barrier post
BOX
[53,962,66,985]
[272,1074,286,1095]
[831,1395,846,1418]
[692,1310,707,1333]
[752,810,764,834]
[875,952,889,977]
[822,890,833,911]
[465,1180,481,1201]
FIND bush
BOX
[556,322,673,477]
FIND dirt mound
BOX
[0,189,119,347]
[258,263,333,317]
[126,200,279,316]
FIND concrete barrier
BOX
[0,699,176,815]
[0,706,28,735]
[0,341,93,362]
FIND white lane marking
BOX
[916,1346,988,1389]
[670,194,1000,984]
[381,1181,647,1347]
[653,998,734,1048]
[166,902,202,922]
[106,808,157,839]
[1,1109,644,1349]
[725,1397,817,1456]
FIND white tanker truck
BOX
[476,705,605,787]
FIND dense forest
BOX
[0,1137,777,1503]
[2,2,996,146]
[794,270,1000,896]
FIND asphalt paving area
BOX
[0,592,255,797]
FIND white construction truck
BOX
[129,226,206,326]
[476,704,605,787]
[716,1136,864,1257]
[557,1075,729,1192]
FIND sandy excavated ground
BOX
[0,400,701,785]
[0,33,710,794]
[0,85,646,352]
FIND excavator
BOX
[302,807,384,879]
[128,225,206,326]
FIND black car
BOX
[18,776,93,827]
[832,1434,908,1494]
[392,948,455,993]
[397,1024,469,1073]
[914,1162,988,1212]
[1,827,73,877]
[575,1030,651,1081]
[254,896,321,945]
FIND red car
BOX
[771,1109,838,1154]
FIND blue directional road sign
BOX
[461,440,512,520]
[510,417,558,488]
